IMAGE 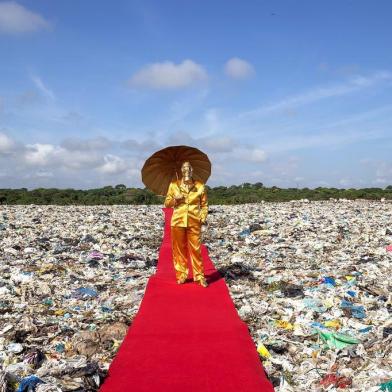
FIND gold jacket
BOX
[164,179,208,227]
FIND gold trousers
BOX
[171,225,205,282]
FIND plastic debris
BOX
[257,343,272,359]
[87,250,104,260]
[274,320,294,330]
[380,380,392,391]
[282,284,304,298]
[321,276,337,286]
[1,201,391,391]
[340,299,367,319]
[319,373,352,388]
[323,319,341,330]
[383,327,392,338]
[315,329,360,350]
[203,200,392,390]
[72,287,98,299]
[16,375,44,392]
[0,205,162,391]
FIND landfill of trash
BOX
[0,205,161,392]
[0,200,391,391]
[204,200,392,392]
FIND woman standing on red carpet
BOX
[164,161,209,287]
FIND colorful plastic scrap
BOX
[303,298,326,313]
[274,320,294,330]
[72,287,98,299]
[87,250,104,260]
[323,319,341,330]
[315,329,360,350]
[319,373,352,389]
[340,299,366,319]
[380,380,392,391]
[321,276,336,286]
[16,375,45,392]
[257,343,272,359]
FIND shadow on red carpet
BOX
[99,208,274,392]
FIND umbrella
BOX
[141,145,211,196]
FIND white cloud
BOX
[261,128,386,153]
[129,60,208,89]
[239,147,267,163]
[0,132,15,154]
[167,130,267,163]
[248,170,264,178]
[224,57,255,79]
[0,1,50,34]
[60,151,103,170]
[0,135,148,188]
[97,154,128,174]
[266,156,299,178]
[61,136,111,151]
[5,136,144,176]
[240,71,392,118]
[121,138,161,152]
[24,143,59,166]
[202,136,234,153]
[23,143,104,170]
[213,145,268,165]
[31,76,55,100]
[168,131,236,153]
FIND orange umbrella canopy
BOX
[141,145,211,196]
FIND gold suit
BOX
[164,179,208,282]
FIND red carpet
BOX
[99,208,274,392]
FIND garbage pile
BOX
[203,200,392,391]
[0,201,391,391]
[0,205,163,391]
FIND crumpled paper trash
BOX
[0,205,163,391]
[203,200,392,391]
[1,201,391,391]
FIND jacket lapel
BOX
[179,179,196,193]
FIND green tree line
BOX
[1,183,392,205]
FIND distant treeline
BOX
[1,183,392,205]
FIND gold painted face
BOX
[181,161,193,180]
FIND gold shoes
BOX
[177,276,208,287]
[177,276,187,284]
[196,278,208,288]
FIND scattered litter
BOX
[0,205,163,391]
[319,373,352,389]
[16,375,45,392]
[204,200,392,390]
[1,201,391,391]
[380,380,392,391]
[315,329,360,350]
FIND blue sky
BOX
[0,0,391,189]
